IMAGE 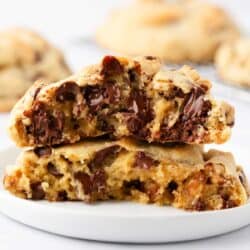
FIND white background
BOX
[0,1,250,249]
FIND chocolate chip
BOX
[56,81,80,102]
[167,181,178,193]
[101,56,124,78]
[123,88,154,135]
[89,145,121,171]
[34,147,52,157]
[27,101,65,145]
[57,190,68,201]
[123,180,145,193]
[163,86,184,100]
[96,116,114,132]
[84,82,121,113]
[74,169,107,196]
[128,62,141,84]
[33,87,42,100]
[134,152,159,169]
[159,86,212,143]
[92,169,106,194]
[128,90,149,116]
[125,114,144,133]
[84,85,104,112]
[30,182,45,200]
[47,162,63,177]
[128,69,137,83]
[145,56,157,60]
[74,172,92,195]
[103,83,121,104]
[183,86,209,120]
[194,199,206,211]
[206,177,212,185]
[223,200,237,209]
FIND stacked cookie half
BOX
[4,56,249,211]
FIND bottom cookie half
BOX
[4,139,249,211]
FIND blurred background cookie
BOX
[215,38,250,88]
[96,0,240,63]
[0,28,71,112]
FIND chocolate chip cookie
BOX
[215,38,250,88]
[4,138,249,210]
[9,55,234,147]
[0,28,71,111]
[96,0,240,63]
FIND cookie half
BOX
[4,139,249,211]
[9,56,234,147]
[0,28,71,111]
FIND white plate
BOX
[0,147,249,243]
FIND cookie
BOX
[215,38,250,87]
[96,0,240,63]
[9,55,234,147]
[4,138,249,211]
[0,28,71,112]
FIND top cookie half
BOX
[9,55,234,147]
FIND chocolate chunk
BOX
[96,115,114,132]
[101,56,124,77]
[145,56,157,60]
[84,82,121,113]
[167,181,178,193]
[123,180,145,193]
[103,82,121,104]
[56,81,80,102]
[134,152,159,169]
[75,169,107,196]
[84,85,104,112]
[34,147,52,157]
[223,199,237,209]
[57,190,68,201]
[74,172,92,195]
[159,86,212,143]
[47,162,63,177]
[30,182,45,200]
[89,145,121,171]
[163,86,185,100]
[33,87,42,100]
[124,89,154,134]
[183,86,208,120]
[27,102,65,145]
[92,169,106,194]
[128,89,150,116]
[128,62,141,83]
[125,114,144,134]
[128,69,137,83]
[194,199,206,211]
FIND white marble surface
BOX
[0,1,250,249]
